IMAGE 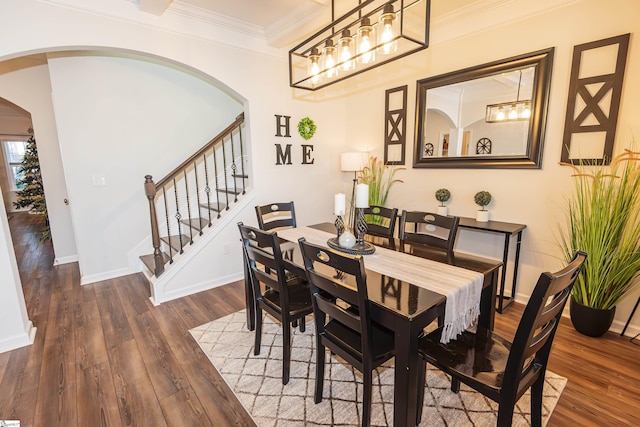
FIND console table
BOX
[458,217,526,313]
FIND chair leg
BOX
[282,323,291,384]
[416,362,426,424]
[314,341,325,403]
[254,307,263,355]
[496,399,516,427]
[362,369,373,427]
[299,315,306,332]
[450,376,460,393]
[530,375,545,427]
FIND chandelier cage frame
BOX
[289,0,431,91]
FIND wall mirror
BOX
[414,48,554,168]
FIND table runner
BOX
[277,226,484,343]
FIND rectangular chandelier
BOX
[289,0,431,91]
[485,100,532,123]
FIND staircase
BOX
[140,113,247,279]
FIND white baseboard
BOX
[0,321,36,354]
[54,254,79,265]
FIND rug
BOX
[190,310,567,427]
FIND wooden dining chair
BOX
[237,222,313,385]
[255,201,296,231]
[416,251,587,426]
[246,201,296,330]
[363,205,398,239]
[298,238,395,427]
[399,210,460,252]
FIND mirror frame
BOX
[413,47,555,169]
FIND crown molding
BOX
[431,0,582,44]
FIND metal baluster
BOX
[162,185,173,264]
[230,129,238,202]
[183,170,194,243]
[193,160,203,235]
[221,135,230,210]
[173,178,185,254]
[238,123,246,195]
[212,144,222,218]
[202,152,212,226]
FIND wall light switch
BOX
[92,175,106,186]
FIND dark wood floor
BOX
[1,212,638,426]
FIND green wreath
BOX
[297,117,317,140]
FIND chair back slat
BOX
[363,205,398,239]
[256,201,296,231]
[399,210,460,251]
[298,238,374,355]
[504,251,587,399]
[238,222,288,303]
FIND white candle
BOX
[355,183,369,208]
[334,193,346,216]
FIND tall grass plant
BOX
[559,148,640,309]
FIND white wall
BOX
[0,59,78,263]
[0,189,36,352]
[344,0,640,335]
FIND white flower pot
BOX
[476,210,490,222]
[436,206,448,216]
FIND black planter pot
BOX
[570,298,616,337]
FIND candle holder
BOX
[355,207,368,245]
[327,208,375,255]
[334,215,345,238]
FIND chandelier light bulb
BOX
[339,29,354,71]
[379,3,397,55]
[322,39,338,78]
[308,48,321,85]
[357,17,375,64]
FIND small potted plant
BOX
[435,188,451,216]
[474,190,492,222]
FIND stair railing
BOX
[144,113,246,277]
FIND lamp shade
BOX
[341,152,366,172]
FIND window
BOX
[2,139,28,191]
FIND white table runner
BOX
[277,226,484,344]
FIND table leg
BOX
[496,233,511,313]
[479,268,498,330]
[509,230,524,308]
[393,320,421,427]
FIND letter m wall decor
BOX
[561,33,630,165]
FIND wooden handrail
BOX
[155,112,245,189]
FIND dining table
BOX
[242,222,501,427]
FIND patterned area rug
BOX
[190,310,566,427]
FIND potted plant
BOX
[435,188,451,216]
[474,190,492,222]
[359,156,404,224]
[558,149,640,337]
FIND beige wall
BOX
[340,0,640,333]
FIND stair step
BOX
[199,202,228,212]
[181,217,209,231]
[140,252,171,275]
[160,234,191,251]
[217,188,241,195]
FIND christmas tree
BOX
[13,128,50,240]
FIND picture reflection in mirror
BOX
[422,66,534,158]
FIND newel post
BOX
[145,175,165,277]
